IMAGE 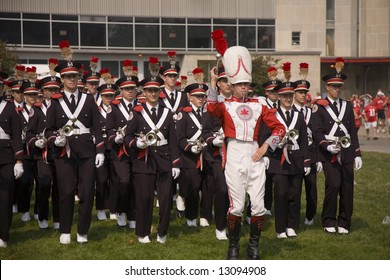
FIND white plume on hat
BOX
[223,46,252,85]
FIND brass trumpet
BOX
[36,132,47,145]
[308,135,313,146]
[213,128,225,141]
[136,130,158,146]
[187,138,207,152]
[114,126,126,138]
[278,129,299,148]
[57,125,74,137]
[335,136,351,148]
[21,127,27,143]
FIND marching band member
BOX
[266,77,311,239]
[0,69,24,247]
[292,63,321,226]
[45,41,105,244]
[208,30,285,259]
[312,57,362,235]
[176,83,208,227]
[26,74,61,230]
[106,73,139,227]
[124,76,181,244]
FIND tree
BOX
[0,40,19,76]
[251,55,281,96]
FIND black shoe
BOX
[176,210,185,218]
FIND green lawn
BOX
[1,151,390,260]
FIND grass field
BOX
[1,151,390,260]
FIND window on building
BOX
[188,26,211,49]
[52,22,78,46]
[101,61,120,78]
[52,14,78,21]
[162,25,185,49]
[23,13,50,20]
[326,29,335,56]
[108,16,133,23]
[239,26,256,49]
[80,23,106,47]
[23,21,50,45]
[258,26,275,49]
[135,25,159,48]
[108,24,133,48]
[326,0,335,21]
[292,31,301,45]
[0,20,21,44]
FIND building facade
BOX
[0,0,389,96]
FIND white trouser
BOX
[225,139,266,217]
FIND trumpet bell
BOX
[60,125,74,137]
[339,136,351,148]
[145,131,158,146]
[288,129,299,140]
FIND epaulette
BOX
[34,102,43,108]
[16,106,23,112]
[111,99,121,105]
[138,98,146,104]
[51,93,63,99]
[133,105,143,112]
[248,98,259,103]
[159,92,166,99]
[115,96,123,100]
[182,106,192,113]
[315,99,330,107]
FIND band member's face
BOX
[232,82,250,99]
[24,92,38,106]
[43,87,59,100]
[294,90,308,106]
[61,73,79,92]
[101,93,115,106]
[266,90,278,102]
[189,94,206,108]
[12,90,24,103]
[217,78,232,98]
[86,81,99,95]
[326,84,342,100]
[120,86,137,102]
[144,87,160,106]
[278,93,294,110]
[162,74,178,89]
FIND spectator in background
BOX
[363,97,378,140]
[386,91,390,138]
[373,90,386,134]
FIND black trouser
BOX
[303,163,318,221]
[133,172,172,238]
[273,173,303,233]
[321,161,354,230]
[203,161,229,231]
[0,164,14,242]
[55,157,95,235]
[95,153,110,211]
[112,159,135,220]
[16,159,35,213]
[264,171,275,211]
[178,168,203,220]
[36,159,59,222]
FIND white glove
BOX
[354,156,362,170]
[172,168,181,179]
[95,153,105,168]
[136,138,147,149]
[316,162,323,173]
[304,167,311,176]
[35,138,47,149]
[54,136,67,147]
[327,144,341,154]
[14,162,24,180]
[212,137,224,147]
[263,157,270,170]
[114,132,124,144]
[191,145,201,154]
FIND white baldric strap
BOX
[118,103,130,120]
[59,93,87,129]
[96,95,102,106]
[305,108,313,137]
[188,112,202,141]
[0,100,6,115]
[21,108,29,122]
[276,112,299,148]
[41,104,47,116]
[0,101,10,139]
[324,100,348,138]
[99,107,107,119]
[141,107,169,141]
[162,90,182,113]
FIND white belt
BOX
[0,131,11,140]
[150,139,168,147]
[72,128,91,135]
